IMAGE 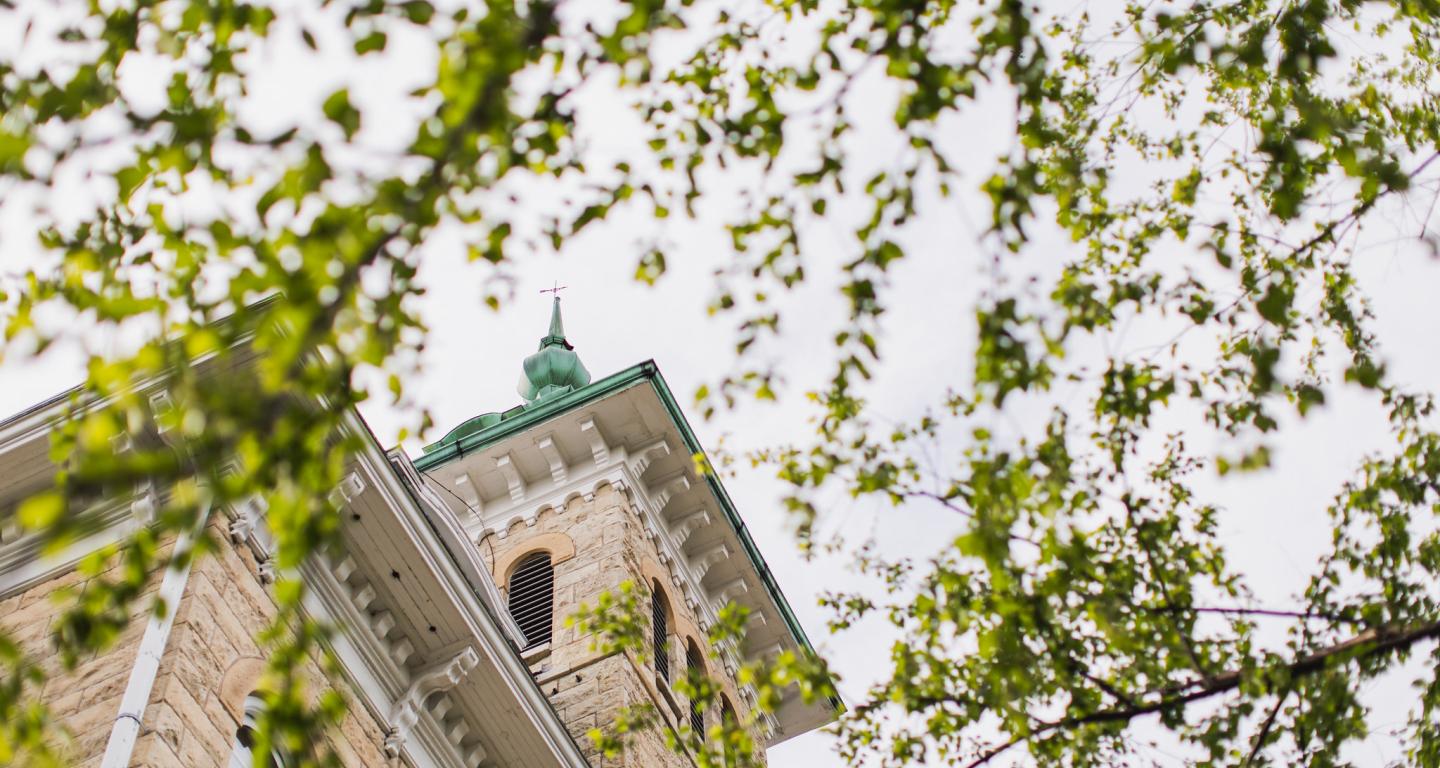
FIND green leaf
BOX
[322,89,361,139]
[17,492,64,531]
[354,30,387,55]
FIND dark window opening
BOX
[651,581,670,681]
[687,641,705,733]
[508,552,554,649]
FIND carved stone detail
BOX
[228,496,265,543]
[353,583,377,611]
[649,474,690,512]
[668,508,711,546]
[691,542,730,581]
[712,576,749,604]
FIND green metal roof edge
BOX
[411,360,839,713]
[414,361,656,471]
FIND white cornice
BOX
[0,494,156,598]
[229,489,476,768]
[345,415,590,767]
[385,451,527,649]
[462,435,746,646]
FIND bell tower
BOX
[413,298,834,765]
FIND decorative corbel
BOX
[649,474,690,512]
[495,453,527,503]
[630,438,671,477]
[332,555,357,583]
[691,542,730,581]
[453,472,481,509]
[578,416,610,467]
[352,583,377,611]
[130,490,158,525]
[328,470,366,510]
[228,496,266,543]
[371,610,396,638]
[712,576,749,605]
[535,433,568,484]
[148,391,175,439]
[384,646,481,757]
[667,508,711,547]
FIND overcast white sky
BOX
[3,1,1440,765]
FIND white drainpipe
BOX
[99,498,213,768]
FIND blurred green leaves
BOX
[2,0,1439,765]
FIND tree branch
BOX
[1243,688,1290,766]
[904,489,1042,549]
[1143,605,1362,625]
[957,619,1440,768]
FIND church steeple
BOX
[517,296,591,405]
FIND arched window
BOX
[229,694,285,768]
[686,639,706,733]
[720,695,738,726]
[507,552,554,649]
[651,580,670,681]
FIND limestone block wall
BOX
[132,518,391,767]
[0,521,391,767]
[0,545,165,763]
[484,480,767,767]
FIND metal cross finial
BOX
[539,282,567,297]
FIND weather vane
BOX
[540,281,567,297]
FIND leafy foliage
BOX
[1,0,1439,765]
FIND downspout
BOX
[99,497,214,768]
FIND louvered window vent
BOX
[652,583,670,681]
[508,552,554,649]
[687,642,705,733]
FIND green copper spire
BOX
[517,296,591,404]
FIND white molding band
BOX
[0,495,155,599]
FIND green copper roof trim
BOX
[413,360,840,713]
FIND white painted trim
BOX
[346,414,589,767]
[300,559,468,768]
[463,442,737,642]
[0,495,157,599]
[387,452,527,649]
[226,490,472,768]
[385,647,481,758]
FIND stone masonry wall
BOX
[132,518,391,767]
[0,543,165,763]
[0,521,391,767]
[484,480,767,767]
